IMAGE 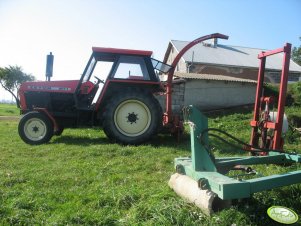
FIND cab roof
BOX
[92,47,153,56]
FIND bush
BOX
[287,114,301,127]
[263,81,301,107]
[263,84,284,105]
[288,81,301,106]
[263,84,279,99]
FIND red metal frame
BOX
[164,33,229,125]
[92,47,153,56]
[250,43,291,153]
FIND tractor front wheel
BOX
[18,111,54,145]
[103,90,162,144]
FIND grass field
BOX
[0,103,19,116]
[0,104,300,225]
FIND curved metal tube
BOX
[165,33,229,124]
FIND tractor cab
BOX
[75,47,171,110]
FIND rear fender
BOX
[94,80,162,111]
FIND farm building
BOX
[158,38,301,112]
[156,73,257,113]
[162,38,301,83]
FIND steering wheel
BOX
[94,76,105,85]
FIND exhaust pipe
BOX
[46,52,54,81]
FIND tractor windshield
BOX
[82,57,97,83]
[151,58,172,73]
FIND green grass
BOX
[0,103,19,116]
[0,107,300,225]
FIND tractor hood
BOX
[19,80,80,93]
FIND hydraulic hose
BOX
[199,128,284,153]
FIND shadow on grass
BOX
[50,130,254,155]
[50,132,192,152]
[204,105,253,119]
[205,136,250,155]
[229,187,301,225]
[211,146,248,156]
[148,133,191,152]
[52,135,111,146]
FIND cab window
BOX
[112,56,150,80]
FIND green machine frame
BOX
[174,106,301,200]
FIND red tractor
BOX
[18,47,170,144]
[18,33,228,145]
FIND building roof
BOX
[168,40,301,73]
[174,72,257,84]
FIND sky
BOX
[0,0,300,100]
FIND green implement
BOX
[169,106,301,215]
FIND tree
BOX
[0,65,35,107]
[292,37,301,65]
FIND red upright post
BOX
[272,43,291,149]
[250,56,266,149]
[249,43,292,153]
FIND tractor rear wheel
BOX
[103,90,162,144]
[18,111,54,145]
